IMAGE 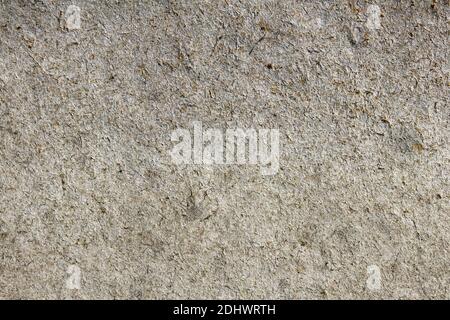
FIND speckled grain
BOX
[0,0,448,299]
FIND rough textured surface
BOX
[0,0,448,299]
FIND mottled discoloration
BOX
[0,0,448,299]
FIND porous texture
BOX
[0,0,448,299]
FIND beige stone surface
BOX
[0,0,448,299]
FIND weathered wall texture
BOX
[0,0,448,299]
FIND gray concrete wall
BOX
[0,0,448,299]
